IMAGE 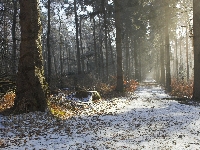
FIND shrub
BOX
[0,91,15,111]
[171,78,193,99]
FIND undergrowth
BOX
[171,78,193,99]
[94,76,139,98]
[0,76,139,118]
[0,91,15,112]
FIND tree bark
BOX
[108,32,115,75]
[125,32,129,80]
[160,42,165,85]
[47,0,51,85]
[102,0,108,81]
[74,0,81,74]
[98,16,104,78]
[14,0,48,114]
[130,36,135,79]
[185,23,189,81]
[175,38,178,80]
[114,0,123,92]
[3,8,8,74]
[93,16,97,76]
[193,0,200,100]
[134,39,140,81]
[59,17,63,87]
[138,39,142,82]
[11,0,17,75]
[79,16,84,72]
[156,52,159,82]
[165,12,171,92]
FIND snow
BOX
[0,81,200,149]
[0,115,5,129]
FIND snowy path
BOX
[0,82,200,149]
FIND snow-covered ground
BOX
[0,82,200,150]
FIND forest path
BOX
[0,79,200,149]
[134,79,171,100]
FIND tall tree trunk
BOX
[129,48,131,80]
[114,0,123,92]
[93,16,97,76]
[160,42,165,85]
[12,0,17,75]
[47,0,51,85]
[130,36,135,79]
[165,13,171,92]
[138,40,142,82]
[175,38,178,80]
[134,39,139,81]
[156,52,159,82]
[3,9,8,74]
[125,32,129,80]
[185,23,189,81]
[14,0,48,114]
[59,20,63,87]
[98,16,104,78]
[65,42,70,73]
[74,0,81,74]
[102,0,108,81]
[179,34,182,78]
[79,16,84,72]
[52,49,58,76]
[193,0,200,100]
[100,44,104,77]
[42,33,47,77]
[108,32,115,75]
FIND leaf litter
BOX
[0,81,200,149]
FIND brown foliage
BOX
[0,91,15,111]
[171,78,193,99]
[124,79,139,92]
[95,76,139,98]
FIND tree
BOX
[13,0,48,113]
[11,0,17,75]
[160,41,165,85]
[102,0,109,81]
[47,0,51,85]
[193,0,200,100]
[114,0,123,92]
[165,5,171,92]
[134,38,140,81]
[74,0,81,74]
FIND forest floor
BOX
[0,79,200,150]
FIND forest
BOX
[0,0,200,149]
[0,0,197,110]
